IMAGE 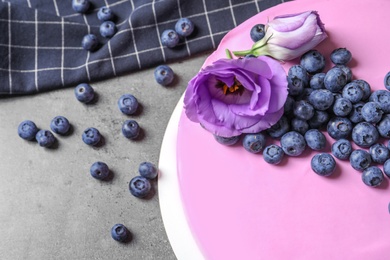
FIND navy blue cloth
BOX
[0,0,288,95]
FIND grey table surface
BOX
[0,52,211,260]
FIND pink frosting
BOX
[177,0,390,259]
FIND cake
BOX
[159,0,390,259]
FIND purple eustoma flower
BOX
[184,56,288,138]
[233,11,327,61]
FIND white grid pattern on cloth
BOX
[0,0,290,95]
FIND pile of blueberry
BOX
[216,44,390,188]
[161,17,195,48]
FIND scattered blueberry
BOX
[72,0,90,13]
[354,79,371,100]
[309,73,325,89]
[330,48,352,65]
[35,130,56,148]
[97,7,114,21]
[100,21,117,38]
[287,65,309,96]
[139,162,158,179]
[50,116,70,135]
[350,149,372,171]
[175,17,195,37]
[90,161,110,180]
[304,129,326,151]
[308,110,330,129]
[267,116,290,138]
[82,127,101,146]
[74,83,95,103]
[291,118,309,135]
[129,176,151,198]
[154,65,174,86]
[327,117,353,140]
[331,139,352,160]
[280,131,306,157]
[324,67,347,93]
[293,100,314,120]
[311,153,336,176]
[369,143,389,164]
[308,89,334,111]
[342,81,364,103]
[18,120,39,141]
[81,34,99,51]
[369,90,390,113]
[111,224,130,242]
[263,144,284,164]
[118,94,138,115]
[214,134,240,146]
[349,102,365,124]
[250,24,265,42]
[377,114,390,138]
[161,29,179,48]
[334,65,352,83]
[242,133,266,153]
[361,101,383,124]
[300,50,325,74]
[351,122,379,148]
[122,120,140,139]
[332,97,352,117]
[362,166,384,187]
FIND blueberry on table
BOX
[154,65,174,86]
[175,17,195,37]
[342,82,364,104]
[350,149,372,171]
[293,100,314,120]
[213,134,240,146]
[308,110,329,129]
[122,120,140,139]
[97,7,114,22]
[72,0,90,13]
[118,94,138,115]
[18,120,39,141]
[324,67,347,93]
[74,83,95,103]
[280,131,306,157]
[50,116,70,135]
[351,122,379,148]
[327,117,353,140]
[304,129,326,151]
[161,29,179,48]
[129,176,151,198]
[309,73,325,90]
[332,97,352,117]
[111,224,130,242]
[81,34,99,52]
[362,166,384,187]
[383,159,390,178]
[354,79,371,100]
[369,90,390,113]
[82,127,101,146]
[308,89,334,111]
[35,130,56,147]
[331,139,352,160]
[311,153,336,177]
[139,162,158,179]
[377,114,390,138]
[287,65,309,96]
[242,133,266,154]
[250,24,265,42]
[300,50,325,74]
[263,144,284,165]
[369,143,389,164]
[334,65,352,83]
[361,101,383,124]
[100,21,117,38]
[90,161,110,180]
[330,48,352,65]
[349,102,364,124]
[291,118,309,135]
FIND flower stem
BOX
[225,49,233,59]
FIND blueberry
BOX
[342,82,364,103]
[327,117,353,140]
[82,127,101,146]
[175,17,194,37]
[361,101,383,124]
[332,97,352,117]
[90,161,110,180]
[129,176,151,198]
[263,144,284,164]
[291,118,309,135]
[50,116,70,135]
[18,120,39,141]
[385,71,390,91]
[118,94,138,115]
[369,143,389,164]
[293,100,314,120]
[324,67,347,93]
[97,7,114,21]
[161,29,179,48]
[377,114,390,138]
[154,65,174,86]
[250,24,265,42]
[280,131,306,157]
[362,166,384,187]
[214,134,240,146]
[72,0,90,13]
[354,79,371,100]
[266,116,290,139]
[308,110,330,129]
[349,102,365,124]
[369,90,390,113]
[122,120,140,139]
[350,149,372,171]
[309,73,325,89]
[100,21,117,38]
[300,50,325,74]
[81,34,99,51]
[308,89,334,111]
[111,224,130,242]
[333,65,352,83]
[139,162,158,179]
[287,65,309,96]
[35,130,56,147]
[383,159,390,178]
[331,139,352,160]
[351,122,379,148]
[74,83,95,103]
[311,153,336,176]
[330,48,352,65]
[242,133,266,153]
[304,129,326,151]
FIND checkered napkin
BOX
[0,0,288,95]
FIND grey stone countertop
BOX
[0,52,211,260]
